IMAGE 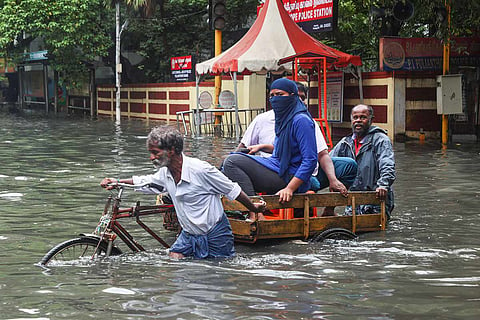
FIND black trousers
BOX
[222,153,286,196]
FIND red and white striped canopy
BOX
[196,0,362,75]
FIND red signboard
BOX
[282,0,335,33]
[171,55,192,71]
[170,55,194,82]
[380,37,480,71]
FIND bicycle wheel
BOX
[39,236,122,266]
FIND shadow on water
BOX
[1,109,479,319]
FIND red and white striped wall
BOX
[97,82,207,122]
[307,71,439,141]
[97,71,440,141]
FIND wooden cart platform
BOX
[222,191,386,243]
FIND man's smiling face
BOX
[351,105,372,138]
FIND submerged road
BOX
[1,110,479,319]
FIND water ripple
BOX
[1,112,480,319]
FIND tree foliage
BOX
[323,0,480,71]
[0,0,113,88]
[125,0,259,82]
[0,0,478,87]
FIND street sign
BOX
[282,0,336,33]
[170,55,194,82]
[219,90,235,108]
[198,91,213,108]
[24,50,48,61]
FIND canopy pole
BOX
[307,73,311,107]
[357,66,364,103]
[195,74,201,136]
[292,61,296,80]
[322,57,333,149]
[233,72,240,139]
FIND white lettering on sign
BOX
[170,55,192,71]
[172,69,192,75]
[283,0,333,23]
[313,0,332,6]
[313,6,332,18]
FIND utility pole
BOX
[209,0,226,136]
[115,1,121,125]
[214,29,223,135]
[441,0,451,145]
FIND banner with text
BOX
[380,37,480,71]
[282,0,336,33]
[171,55,195,82]
[318,72,344,122]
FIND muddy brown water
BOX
[1,110,479,319]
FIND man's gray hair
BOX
[146,126,183,154]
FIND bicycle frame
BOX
[96,184,177,253]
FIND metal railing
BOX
[68,95,90,114]
[23,96,46,105]
[176,108,265,137]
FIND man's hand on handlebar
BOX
[100,177,118,190]
[100,178,136,190]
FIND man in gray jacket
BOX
[330,104,396,218]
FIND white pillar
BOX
[115,1,121,124]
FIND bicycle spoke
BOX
[50,243,99,263]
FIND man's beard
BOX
[152,157,170,169]
[352,123,369,137]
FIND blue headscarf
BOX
[270,78,309,180]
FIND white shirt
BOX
[132,155,241,235]
[241,110,276,157]
[240,109,328,174]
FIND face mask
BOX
[269,95,296,110]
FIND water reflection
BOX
[0,109,479,319]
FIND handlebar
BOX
[107,182,153,189]
[105,181,164,200]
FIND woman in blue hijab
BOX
[223,78,317,219]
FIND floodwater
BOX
[0,109,479,319]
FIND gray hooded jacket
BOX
[330,126,396,215]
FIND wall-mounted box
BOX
[436,74,463,114]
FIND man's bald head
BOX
[351,104,374,137]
